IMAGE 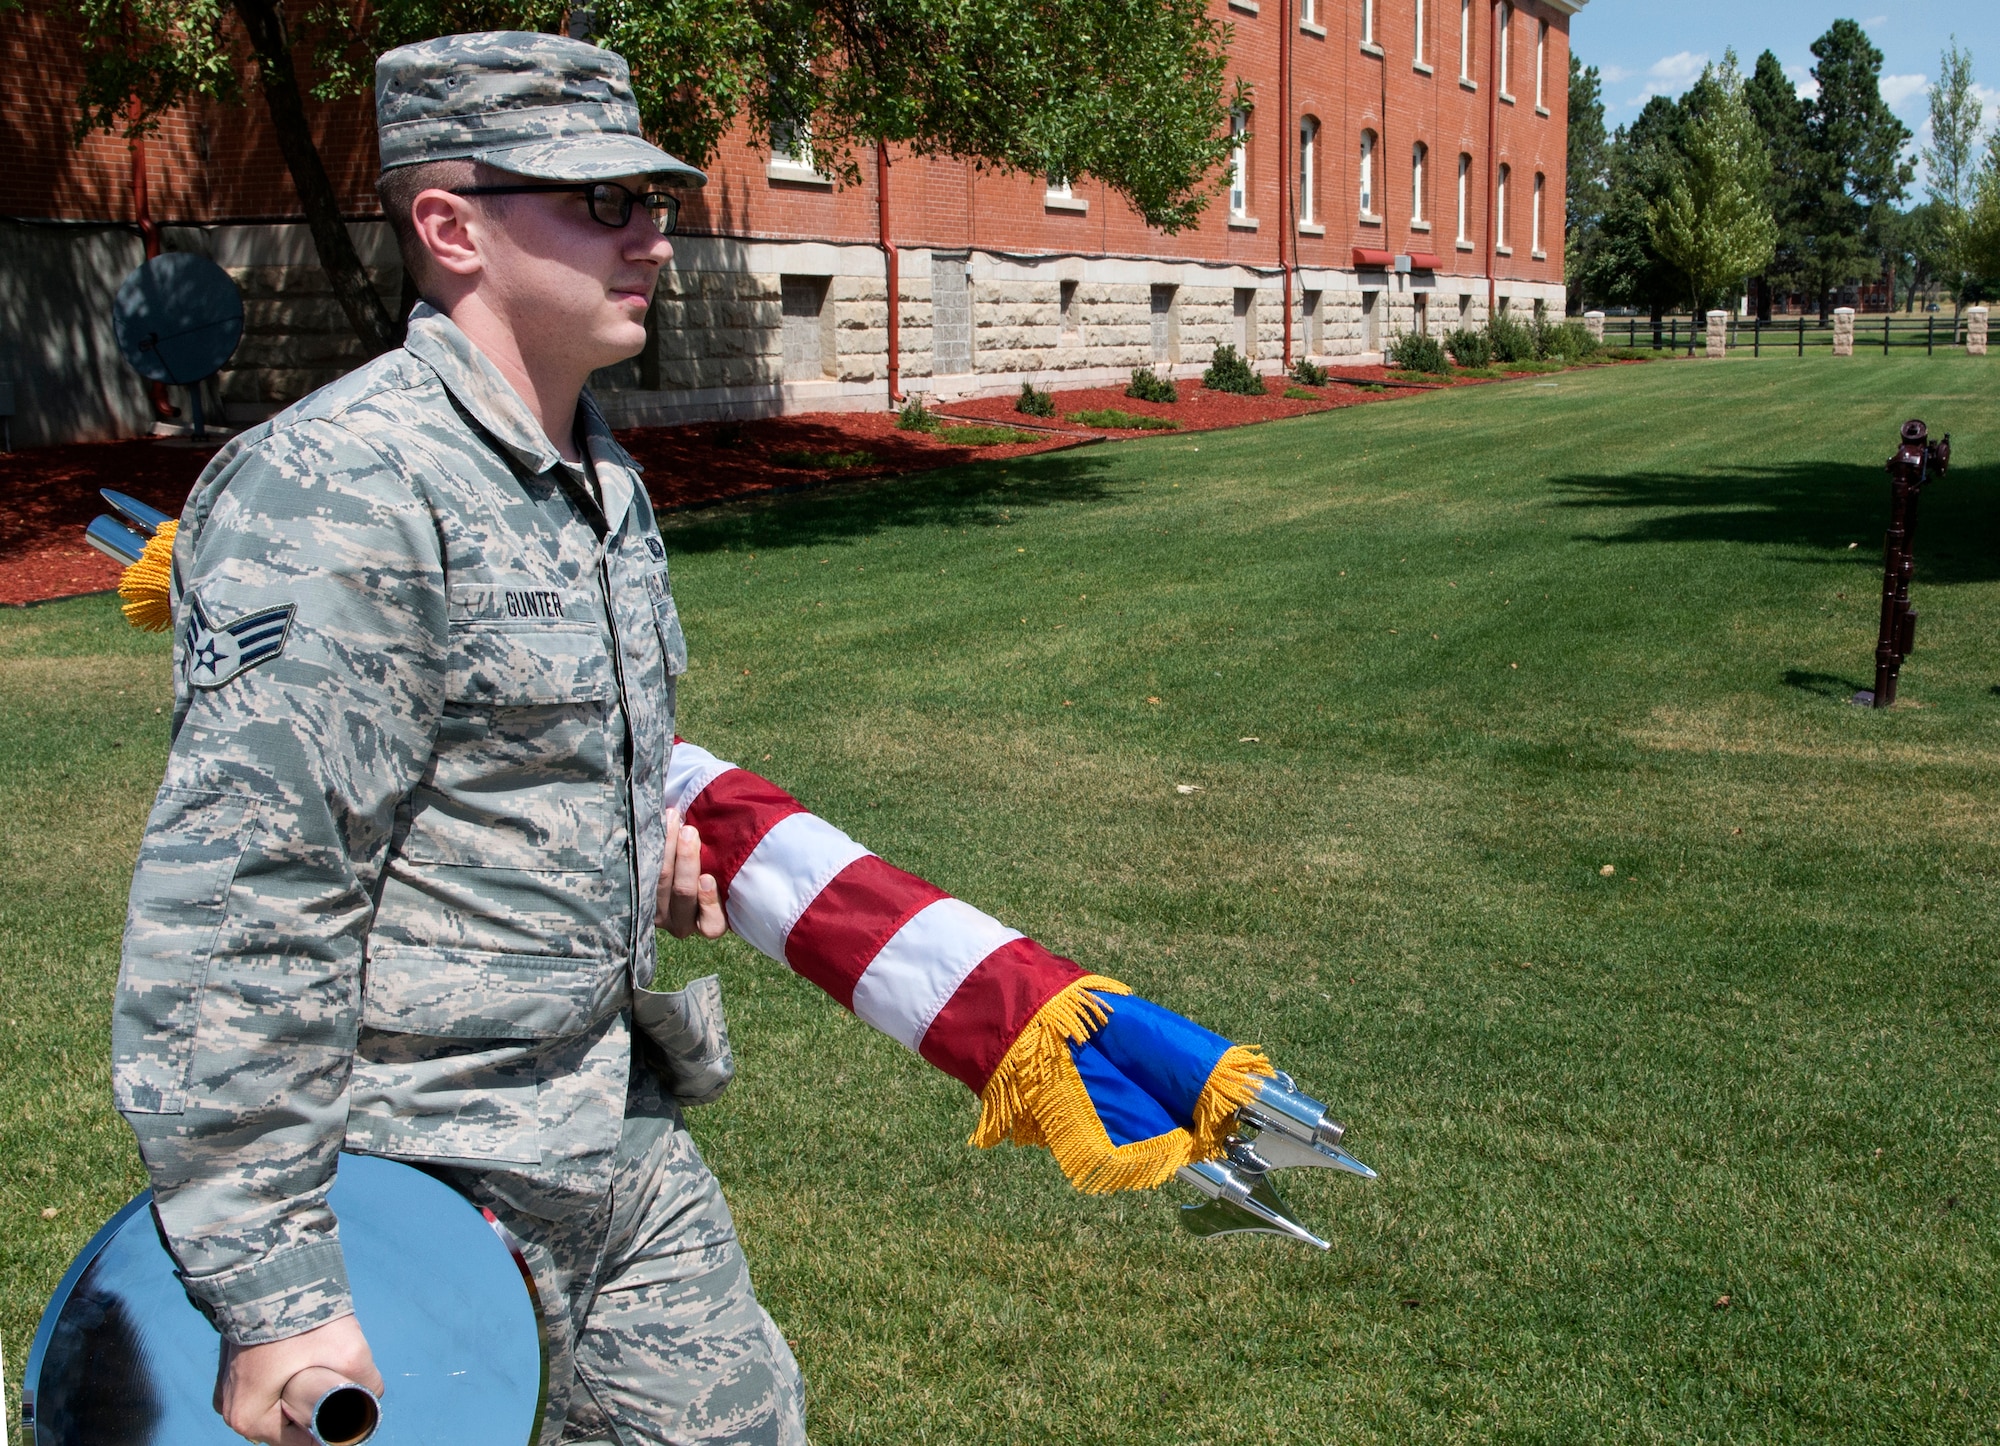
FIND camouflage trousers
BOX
[438,1069,805,1446]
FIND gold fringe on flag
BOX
[971,976,1276,1194]
[119,519,176,633]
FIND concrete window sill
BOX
[1456,239,1476,251]
[1228,0,1258,13]
[1360,41,1384,57]
[1358,213,1383,226]
[1499,91,1516,106]
[1411,220,1432,232]
[1531,249,1546,260]
[1300,19,1326,37]
[1413,60,1434,75]
[1495,244,1513,256]
[1044,195,1089,213]
[767,163,833,187]
[1460,76,1477,91]
[1536,104,1550,117]
[1298,221,1326,235]
[1228,215,1261,231]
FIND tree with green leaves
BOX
[1967,132,2000,288]
[1742,49,1811,317]
[1796,19,1912,318]
[1565,53,1609,313]
[1584,97,1688,328]
[1919,39,1986,323]
[1648,53,1776,317]
[64,0,1246,355]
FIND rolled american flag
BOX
[667,738,1275,1193]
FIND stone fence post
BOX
[1969,306,1989,356]
[1706,310,1729,358]
[1833,307,1856,356]
[1584,311,1605,343]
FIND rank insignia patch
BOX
[181,595,296,689]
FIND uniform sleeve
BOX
[113,420,448,1344]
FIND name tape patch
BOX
[504,589,566,619]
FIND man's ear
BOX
[410,189,485,281]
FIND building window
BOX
[1535,19,1548,108]
[1046,173,1072,200]
[1301,0,1316,24]
[1304,288,1324,353]
[1497,163,1511,249]
[1150,284,1179,362]
[1413,0,1426,66]
[1359,129,1376,217]
[1299,115,1319,223]
[773,117,812,169]
[1498,2,1513,96]
[1456,152,1471,242]
[1459,0,1473,81]
[1411,142,1428,224]
[1234,288,1257,355]
[1360,0,1374,47]
[1532,171,1545,254]
[1230,110,1250,217]
[1059,279,1080,338]
[780,274,832,380]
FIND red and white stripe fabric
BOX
[666,738,1089,1093]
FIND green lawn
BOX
[5,354,1998,1442]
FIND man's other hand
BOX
[658,809,727,939]
[214,1314,383,1446]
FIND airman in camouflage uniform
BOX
[112,32,803,1446]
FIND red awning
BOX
[1352,248,1394,269]
[1407,252,1442,272]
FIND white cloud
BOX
[1787,64,1819,102]
[1598,64,1633,84]
[1975,83,2000,130]
[1880,73,1929,109]
[1619,50,1709,109]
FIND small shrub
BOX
[774,448,875,471]
[1125,367,1179,403]
[1385,370,1445,385]
[1487,311,1535,364]
[1015,382,1057,418]
[1282,386,1320,400]
[1386,331,1450,374]
[1066,408,1180,430]
[711,421,745,447]
[1601,346,1654,362]
[939,423,1032,446]
[1350,381,1388,393]
[895,395,941,432]
[1202,344,1267,395]
[1537,318,1602,362]
[1451,365,1507,380]
[1445,327,1492,369]
[1289,358,1329,387]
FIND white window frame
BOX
[1301,0,1317,25]
[1456,152,1471,244]
[1531,171,1545,255]
[1358,129,1377,219]
[1229,110,1251,218]
[1411,142,1428,225]
[1298,115,1319,225]
[1413,0,1427,68]
[1496,162,1511,251]
[1459,0,1473,82]
[1045,172,1087,213]
[1535,19,1548,110]
[768,117,831,185]
[1498,1,1513,99]
[1360,0,1376,49]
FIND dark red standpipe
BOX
[877,141,903,403]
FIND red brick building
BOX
[0,0,1581,444]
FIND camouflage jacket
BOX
[112,304,686,1343]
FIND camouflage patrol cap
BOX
[376,32,706,185]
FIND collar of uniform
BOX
[403,303,565,476]
[577,391,637,536]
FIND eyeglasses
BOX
[448,181,681,235]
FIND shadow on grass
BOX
[1548,459,2000,586]
[657,445,1122,557]
[1783,669,1871,701]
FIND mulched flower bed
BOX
[0,364,1558,607]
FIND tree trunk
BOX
[232,0,398,357]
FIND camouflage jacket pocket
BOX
[402,610,617,872]
[633,974,734,1105]
[644,568,688,679]
[113,787,254,1114]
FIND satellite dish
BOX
[113,252,244,439]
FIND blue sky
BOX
[1572,1,2000,193]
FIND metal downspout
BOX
[1486,0,1499,320]
[1279,0,1293,368]
[877,141,903,403]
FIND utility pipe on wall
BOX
[1485,0,1499,321]
[1278,0,1293,368]
[876,141,903,403]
